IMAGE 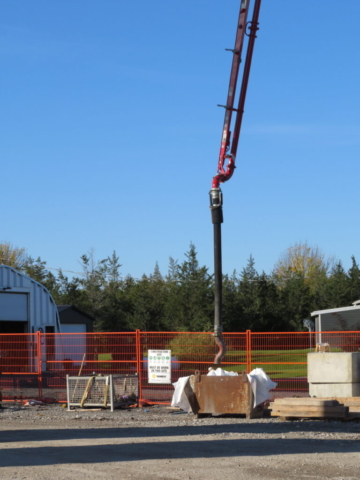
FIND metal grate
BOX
[66,374,138,411]
[112,374,138,404]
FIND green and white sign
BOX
[148,350,171,384]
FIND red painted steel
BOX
[214,0,251,189]
[212,0,262,189]
[0,330,359,403]
[36,331,43,399]
[136,329,142,402]
[229,0,262,163]
[246,329,251,373]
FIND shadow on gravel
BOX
[0,437,358,468]
[0,420,359,444]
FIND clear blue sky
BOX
[1,1,359,279]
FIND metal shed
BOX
[0,264,61,334]
[311,304,360,333]
[57,305,94,333]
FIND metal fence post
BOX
[36,330,43,399]
[246,330,252,373]
[136,329,143,403]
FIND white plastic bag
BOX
[207,367,238,377]
[171,376,191,412]
[247,368,277,407]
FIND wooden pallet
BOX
[269,397,348,420]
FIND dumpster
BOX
[184,370,264,419]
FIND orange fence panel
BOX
[0,330,359,403]
[139,332,215,403]
[0,333,39,374]
[39,332,138,402]
[0,333,40,400]
[248,332,310,397]
[316,331,360,352]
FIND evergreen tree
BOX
[78,252,106,320]
[278,274,313,331]
[55,270,84,307]
[346,256,360,304]
[97,252,132,331]
[324,261,349,308]
[126,264,168,331]
[164,244,213,331]
[237,255,259,330]
[222,271,242,332]
[235,257,285,331]
[255,272,285,331]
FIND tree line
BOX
[1,242,360,332]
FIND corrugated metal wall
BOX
[0,265,60,333]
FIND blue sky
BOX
[1,1,359,280]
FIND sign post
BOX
[147,350,171,384]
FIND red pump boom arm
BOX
[212,0,262,189]
[210,0,262,364]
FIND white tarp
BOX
[171,375,192,412]
[247,368,277,408]
[171,368,277,412]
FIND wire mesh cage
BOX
[66,374,138,412]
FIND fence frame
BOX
[0,329,359,403]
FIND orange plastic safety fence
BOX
[317,331,360,353]
[0,330,359,403]
[38,332,137,402]
[0,334,39,374]
[248,332,310,397]
[0,333,40,401]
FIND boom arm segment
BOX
[216,0,251,180]
[212,0,262,189]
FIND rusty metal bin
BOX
[184,370,264,419]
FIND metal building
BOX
[57,305,94,333]
[0,264,61,334]
[311,303,360,333]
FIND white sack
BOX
[247,368,277,407]
[207,367,238,377]
[171,376,191,412]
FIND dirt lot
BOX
[0,403,360,480]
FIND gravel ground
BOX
[1,403,360,479]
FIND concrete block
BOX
[307,352,360,383]
[309,382,360,398]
